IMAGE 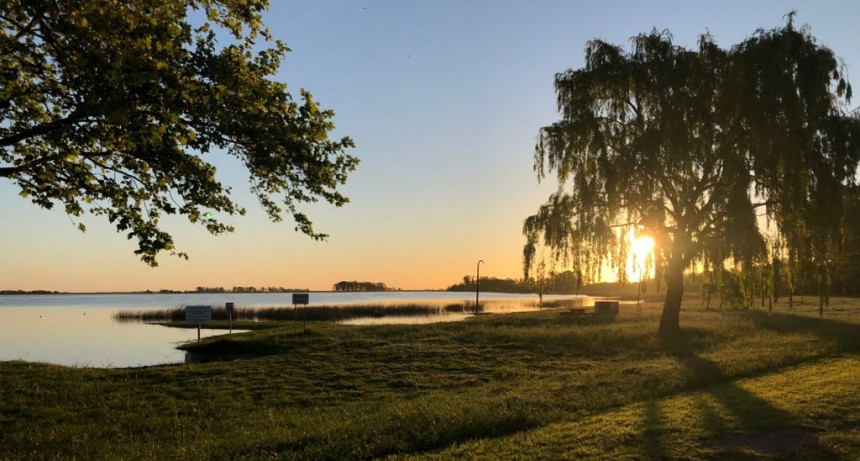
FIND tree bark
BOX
[658,260,685,337]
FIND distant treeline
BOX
[333,281,395,292]
[0,290,60,295]
[141,287,310,294]
[447,271,583,294]
[194,286,310,293]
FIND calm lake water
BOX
[0,291,584,368]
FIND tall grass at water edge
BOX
[113,302,482,323]
[113,297,590,323]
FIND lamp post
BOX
[476,259,484,315]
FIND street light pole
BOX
[476,259,484,315]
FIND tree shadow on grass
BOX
[644,333,846,460]
[743,311,860,354]
[641,398,670,460]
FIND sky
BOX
[2,0,860,292]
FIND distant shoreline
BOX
[0,289,450,296]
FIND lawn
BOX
[1,296,858,460]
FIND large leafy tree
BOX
[1,0,357,265]
[524,17,860,336]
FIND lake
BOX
[0,291,584,368]
[0,291,570,309]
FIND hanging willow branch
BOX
[524,18,860,334]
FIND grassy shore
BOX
[1,297,859,459]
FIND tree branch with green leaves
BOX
[1,0,358,266]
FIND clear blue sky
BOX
[2,0,859,291]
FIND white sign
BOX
[186,305,212,325]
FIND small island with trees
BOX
[332,281,397,292]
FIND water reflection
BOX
[339,296,592,325]
[0,293,589,367]
[339,313,473,325]
[0,307,240,368]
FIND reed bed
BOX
[113,302,477,323]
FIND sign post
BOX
[225,302,235,334]
[292,293,309,333]
[476,259,484,316]
[185,305,212,341]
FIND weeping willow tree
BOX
[523,16,860,336]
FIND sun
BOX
[626,235,654,282]
[631,236,654,261]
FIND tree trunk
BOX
[659,260,685,337]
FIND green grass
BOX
[2,297,859,459]
[395,356,860,460]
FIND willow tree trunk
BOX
[658,260,685,337]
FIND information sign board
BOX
[292,293,309,305]
[186,305,212,325]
